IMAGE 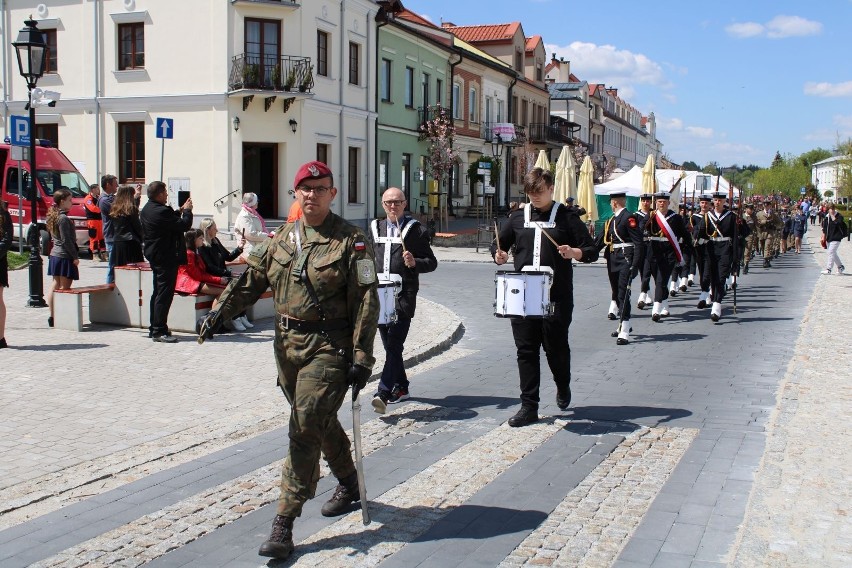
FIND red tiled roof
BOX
[442,22,520,44]
[525,35,542,52]
[398,9,439,29]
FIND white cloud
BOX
[725,15,822,39]
[686,126,714,139]
[659,118,684,131]
[545,41,672,93]
[804,81,852,97]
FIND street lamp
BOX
[595,154,608,183]
[490,134,504,210]
[12,17,48,308]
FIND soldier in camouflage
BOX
[755,199,782,268]
[742,202,758,274]
[198,161,379,561]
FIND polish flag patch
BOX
[628,217,637,228]
[354,241,366,251]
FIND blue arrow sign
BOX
[156,118,174,139]
[10,115,30,146]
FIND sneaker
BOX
[230,317,247,332]
[371,391,389,414]
[239,315,255,329]
[840,265,846,275]
[822,269,831,275]
[152,334,178,343]
[320,474,359,517]
[388,385,410,404]
[47,316,54,328]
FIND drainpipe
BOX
[365,9,373,225]
[93,0,101,180]
[2,0,9,134]
[447,51,462,212]
[338,0,345,219]
[373,11,389,220]
[505,76,517,209]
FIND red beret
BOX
[294,161,332,188]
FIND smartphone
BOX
[178,190,191,208]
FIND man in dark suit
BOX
[140,181,193,342]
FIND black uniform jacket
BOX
[372,216,438,318]
[490,202,598,304]
[595,208,645,273]
[647,210,693,264]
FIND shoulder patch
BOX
[628,217,637,229]
[354,241,366,251]
[356,258,376,285]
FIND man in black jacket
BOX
[140,181,193,342]
[491,168,599,427]
[370,187,438,413]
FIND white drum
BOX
[494,271,554,318]
[377,280,400,325]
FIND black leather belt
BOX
[278,314,350,332]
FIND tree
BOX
[771,151,784,168]
[681,160,701,171]
[799,148,832,170]
[752,152,810,198]
[834,137,852,202]
[419,105,460,189]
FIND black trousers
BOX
[608,266,632,321]
[649,252,676,302]
[149,261,178,337]
[707,244,732,303]
[696,245,712,292]
[640,243,652,293]
[378,313,412,393]
[510,302,572,410]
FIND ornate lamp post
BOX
[490,133,504,214]
[12,17,48,307]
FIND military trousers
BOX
[274,338,355,517]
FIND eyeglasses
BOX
[296,185,332,195]
[383,200,405,206]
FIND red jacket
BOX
[175,250,224,294]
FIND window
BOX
[245,18,281,87]
[404,67,414,108]
[348,42,359,85]
[380,59,391,102]
[452,83,461,119]
[118,122,145,183]
[44,29,58,73]
[347,147,359,204]
[436,79,443,105]
[36,124,58,147]
[497,100,504,122]
[468,87,477,123]
[421,72,430,109]
[317,143,329,165]
[401,153,411,202]
[118,23,144,70]
[317,30,329,77]
[379,151,390,194]
[485,96,493,125]
[535,63,543,82]
[514,49,522,72]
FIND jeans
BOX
[826,240,843,271]
[105,241,115,284]
[378,313,412,393]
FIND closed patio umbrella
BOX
[534,149,550,171]
[553,146,577,204]
[577,155,598,223]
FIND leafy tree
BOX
[681,160,701,171]
[834,138,852,202]
[799,148,832,169]
[771,151,784,168]
[753,152,810,198]
[419,105,460,187]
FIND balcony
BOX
[527,123,573,145]
[483,122,526,146]
[417,105,452,135]
[228,54,313,94]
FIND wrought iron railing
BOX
[417,105,452,133]
[483,122,527,146]
[229,54,313,92]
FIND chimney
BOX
[560,59,570,83]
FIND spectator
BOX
[110,185,144,266]
[791,207,807,254]
[46,189,79,328]
[197,218,250,331]
[176,229,228,308]
[140,181,193,343]
[821,204,847,275]
[98,174,119,282]
[0,200,12,348]
[234,192,272,260]
[84,183,106,261]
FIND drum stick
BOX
[395,220,407,253]
[542,229,561,249]
[494,221,502,252]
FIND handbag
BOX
[820,235,827,249]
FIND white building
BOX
[812,155,850,202]
[1,0,377,228]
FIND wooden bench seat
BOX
[54,284,123,332]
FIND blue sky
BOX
[402,0,852,168]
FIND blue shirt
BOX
[99,193,116,242]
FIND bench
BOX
[54,284,122,332]
[168,293,217,333]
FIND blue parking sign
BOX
[156,118,174,139]
[10,115,30,146]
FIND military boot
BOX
[321,472,360,517]
[258,515,294,559]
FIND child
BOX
[46,189,79,327]
[175,229,229,311]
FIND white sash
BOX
[523,202,560,271]
[370,218,415,283]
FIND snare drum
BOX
[377,280,400,325]
[494,271,554,318]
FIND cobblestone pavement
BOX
[1,224,849,567]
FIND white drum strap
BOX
[371,218,417,280]
[523,203,560,270]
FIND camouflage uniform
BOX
[213,212,379,518]
[742,209,758,272]
[755,206,782,267]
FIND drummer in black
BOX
[694,191,750,322]
[647,192,693,321]
[491,168,598,427]
[595,192,644,345]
